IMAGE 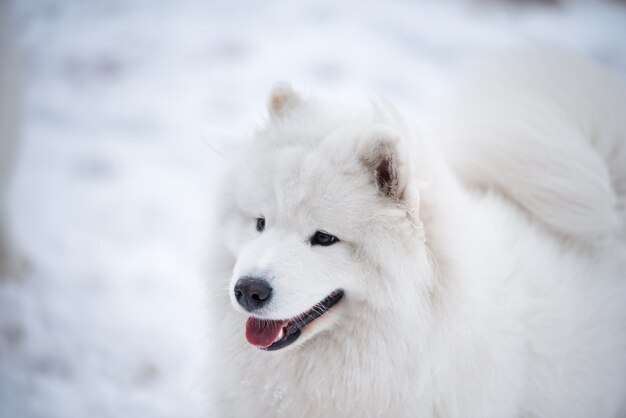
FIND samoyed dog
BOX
[207,51,626,418]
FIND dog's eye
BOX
[310,231,338,247]
[256,217,265,232]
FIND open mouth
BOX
[245,289,344,351]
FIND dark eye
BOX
[256,217,265,232]
[310,231,339,247]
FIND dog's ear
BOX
[268,82,302,119]
[357,124,409,200]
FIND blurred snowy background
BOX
[0,0,625,417]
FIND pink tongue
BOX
[246,317,288,348]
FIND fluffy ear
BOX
[357,124,409,200]
[268,82,303,118]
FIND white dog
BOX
[207,50,626,418]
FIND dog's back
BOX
[426,51,626,416]
[433,50,626,243]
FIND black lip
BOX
[262,289,344,351]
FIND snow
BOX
[1,0,625,417]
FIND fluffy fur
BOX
[207,51,626,418]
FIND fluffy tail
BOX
[434,50,626,242]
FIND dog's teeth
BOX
[275,328,285,342]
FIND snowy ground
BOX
[1,0,625,417]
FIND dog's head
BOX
[217,83,428,351]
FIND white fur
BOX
[207,51,626,418]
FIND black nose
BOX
[234,277,273,311]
